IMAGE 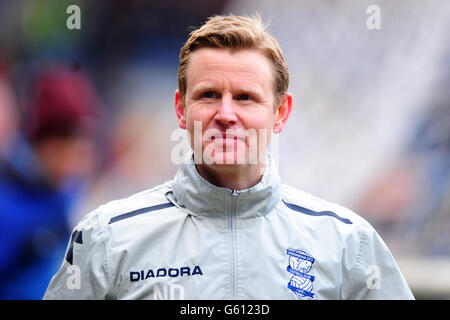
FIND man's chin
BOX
[205,152,248,166]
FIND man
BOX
[44,15,414,299]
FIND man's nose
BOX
[215,95,238,125]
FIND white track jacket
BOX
[44,153,414,300]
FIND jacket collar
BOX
[171,151,281,219]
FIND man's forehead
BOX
[186,47,275,89]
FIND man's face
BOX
[175,47,291,168]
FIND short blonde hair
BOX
[177,14,289,103]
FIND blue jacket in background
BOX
[0,137,81,299]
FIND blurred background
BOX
[0,0,449,299]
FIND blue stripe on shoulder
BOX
[282,199,352,224]
[108,202,175,224]
[65,230,83,265]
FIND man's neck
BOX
[195,163,266,191]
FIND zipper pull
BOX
[231,190,240,197]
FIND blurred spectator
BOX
[0,65,102,299]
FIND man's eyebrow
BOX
[235,86,263,95]
[191,82,264,96]
[191,83,217,93]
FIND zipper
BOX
[230,189,240,299]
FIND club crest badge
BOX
[286,249,315,298]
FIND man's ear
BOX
[273,93,293,134]
[175,90,187,129]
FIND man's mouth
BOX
[210,133,242,141]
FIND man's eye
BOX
[202,92,217,99]
[236,94,251,101]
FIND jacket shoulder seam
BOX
[281,199,353,225]
[108,202,175,224]
[92,181,173,226]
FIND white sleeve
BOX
[43,211,112,300]
[343,224,415,300]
